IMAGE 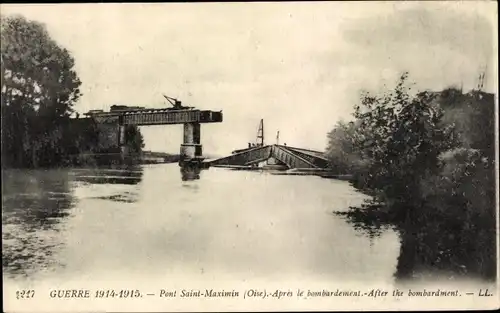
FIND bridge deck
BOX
[209,144,328,169]
[87,108,223,126]
[280,145,328,161]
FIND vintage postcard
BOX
[1,1,499,312]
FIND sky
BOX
[1,2,497,155]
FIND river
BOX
[2,164,401,286]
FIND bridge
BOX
[207,144,330,169]
[84,103,223,166]
[83,104,329,172]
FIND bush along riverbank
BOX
[328,73,497,282]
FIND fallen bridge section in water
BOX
[206,144,330,170]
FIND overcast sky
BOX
[1,2,497,155]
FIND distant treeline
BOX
[142,150,179,159]
[1,15,144,168]
[142,151,181,164]
[327,73,496,281]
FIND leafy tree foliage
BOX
[125,125,145,155]
[1,15,145,167]
[1,15,81,167]
[327,73,496,280]
[326,120,364,174]
[352,73,459,206]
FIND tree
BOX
[326,120,364,174]
[1,15,82,167]
[125,125,145,155]
[333,73,497,280]
[438,89,495,159]
[352,73,459,207]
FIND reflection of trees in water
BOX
[92,192,140,203]
[2,166,146,278]
[394,210,497,283]
[2,170,75,228]
[335,201,497,282]
[334,203,393,241]
[71,166,144,203]
[73,164,202,184]
[2,169,75,278]
[71,165,143,186]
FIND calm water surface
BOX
[2,164,400,284]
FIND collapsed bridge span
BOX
[207,144,329,170]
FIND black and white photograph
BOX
[1,2,498,312]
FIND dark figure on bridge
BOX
[173,100,185,110]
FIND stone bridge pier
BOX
[118,124,128,160]
[91,107,222,167]
[118,122,205,166]
[180,122,202,164]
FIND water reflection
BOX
[1,166,146,279]
[71,165,143,185]
[3,165,400,284]
[70,166,143,203]
[180,165,201,181]
[333,204,393,241]
[2,169,75,278]
[335,202,497,282]
[394,221,496,283]
[91,191,140,203]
